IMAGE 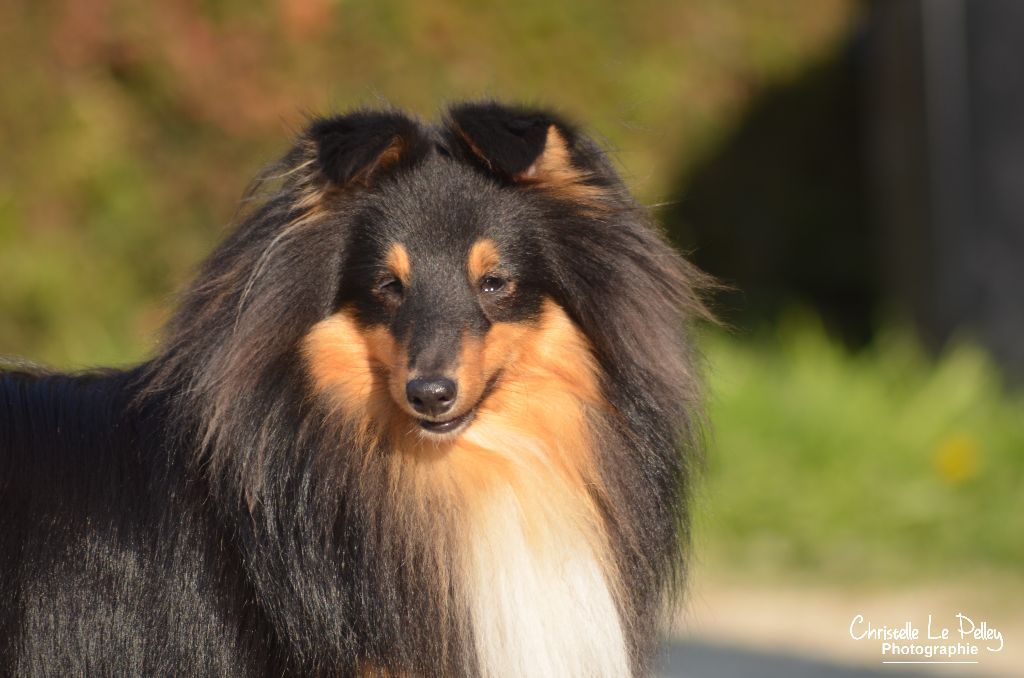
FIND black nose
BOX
[405,377,457,416]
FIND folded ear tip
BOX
[306,111,419,145]
[445,102,574,179]
[306,110,424,187]
[447,101,566,136]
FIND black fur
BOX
[0,102,709,677]
[311,111,429,186]
[447,101,569,177]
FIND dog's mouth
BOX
[412,370,502,440]
[417,408,476,437]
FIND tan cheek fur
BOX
[302,300,606,505]
[302,310,408,447]
[302,300,610,539]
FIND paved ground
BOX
[658,640,950,678]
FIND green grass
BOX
[696,313,1024,583]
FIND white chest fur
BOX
[466,487,631,678]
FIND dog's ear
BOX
[307,111,427,187]
[445,102,601,200]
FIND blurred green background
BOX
[1,0,1021,588]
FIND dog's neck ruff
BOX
[460,425,630,678]
[417,303,631,677]
[306,300,632,675]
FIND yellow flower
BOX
[933,433,981,484]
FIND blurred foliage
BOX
[697,314,1024,583]
[4,1,1021,584]
[0,0,857,366]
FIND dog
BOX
[0,101,709,677]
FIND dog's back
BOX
[0,370,284,676]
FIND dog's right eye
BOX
[480,275,507,294]
[376,277,404,303]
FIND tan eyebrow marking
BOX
[467,238,500,282]
[386,242,411,285]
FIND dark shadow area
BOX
[664,1,1024,379]
[664,37,875,345]
[658,639,980,678]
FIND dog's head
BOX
[300,103,623,445]
[153,102,706,475]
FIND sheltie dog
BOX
[0,102,709,677]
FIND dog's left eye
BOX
[376,277,404,302]
[480,275,507,293]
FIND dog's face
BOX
[326,162,547,440]
[300,105,607,444]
